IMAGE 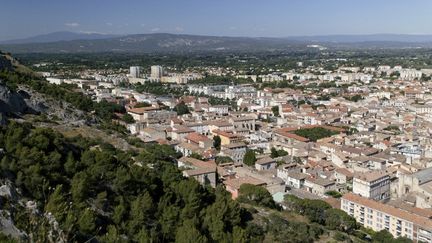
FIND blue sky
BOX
[1,0,432,40]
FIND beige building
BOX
[341,193,432,242]
[255,157,277,171]
[353,171,390,201]
[304,177,336,197]
[178,157,217,188]
[151,65,163,79]
[392,167,432,209]
[229,116,256,132]
[128,107,176,122]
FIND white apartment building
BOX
[130,66,141,78]
[353,171,390,201]
[151,65,163,79]
[341,193,432,242]
[411,104,432,114]
[400,69,423,80]
[208,105,229,115]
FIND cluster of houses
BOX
[45,63,432,242]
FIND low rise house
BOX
[212,130,244,145]
[334,168,354,184]
[220,142,247,164]
[285,172,308,189]
[178,157,217,188]
[185,132,213,149]
[304,177,336,197]
[276,163,301,181]
[255,157,277,171]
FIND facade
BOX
[151,65,163,79]
[209,105,229,115]
[130,66,141,78]
[393,167,432,209]
[353,171,390,201]
[341,193,432,242]
[334,168,354,184]
[213,130,244,145]
[128,108,177,122]
[229,116,256,132]
[178,157,217,188]
[276,163,300,182]
[185,132,213,149]
[304,177,336,197]
[285,172,308,189]
[221,142,247,164]
[255,157,277,171]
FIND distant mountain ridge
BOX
[2,32,432,53]
[285,34,432,43]
[0,33,306,53]
[0,31,120,44]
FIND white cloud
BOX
[65,22,80,28]
[151,27,160,32]
[141,24,146,27]
[229,26,237,30]
[175,27,184,32]
[106,22,113,26]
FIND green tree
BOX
[215,156,233,165]
[243,150,256,166]
[324,208,357,233]
[77,208,96,235]
[175,220,207,243]
[271,147,279,158]
[270,147,288,158]
[71,172,90,204]
[190,152,204,160]
[159,205,179,241]
[45,185,69,223]
[237,184,277,209]
[325,190,342,198]
[271,106,280,117]
[213,135,221,150]
[112,199,127,225]
[122,113,135,124]
[294,127,339,142]
[99,225,122,243]
[128,192,154,234]
[372,230,394,243]
[174,102,190,115]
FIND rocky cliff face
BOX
[0,51,84,123]
[0,83,42,115]
[0,82,86,125]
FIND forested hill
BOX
[0,121,412,242]
[1,121,246,242]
